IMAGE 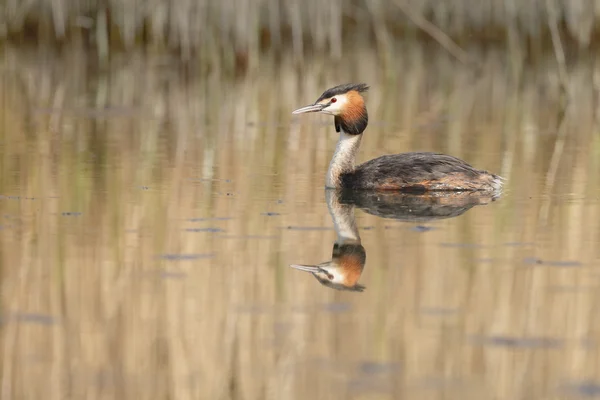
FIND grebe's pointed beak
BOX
[292,104,326,114]
[289,264,322,273]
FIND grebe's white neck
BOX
[326,129,362,189]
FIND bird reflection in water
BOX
[289,189,500,292]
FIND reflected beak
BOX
[289,264,322,273]
[292,104,326,114]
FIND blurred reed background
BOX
[1,0,599,66]
[2,0,600,399]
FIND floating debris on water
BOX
[261,212,281,216]
[62,212,82,216]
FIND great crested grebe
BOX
[292,83,503,192]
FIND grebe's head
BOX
[289,242,366,292]
[292,83,369,135]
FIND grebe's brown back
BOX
[292,83,503,192]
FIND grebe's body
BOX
[292,83,503,192]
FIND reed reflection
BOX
[290,190,500,291]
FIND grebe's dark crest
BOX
[292,83,504,192]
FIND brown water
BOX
[1,44,600,399]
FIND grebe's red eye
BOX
[330,98,337,103]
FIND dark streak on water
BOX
[0,313,58,326]
[290,303,352,314]
[469,335,563,348]
[358,361,401,375]
[62,212,82,217]
[185,228,224,233]
[561,380,600,397]
[384,225,435,232]
[412,225,435,232]
[414,376,464,390]
[523,257,582,267]
[1,196,38,200]
[188,217,232,222]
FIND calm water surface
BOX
[1,45,600,399]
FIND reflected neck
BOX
[326,129,362,189]
[325,189,360,243]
